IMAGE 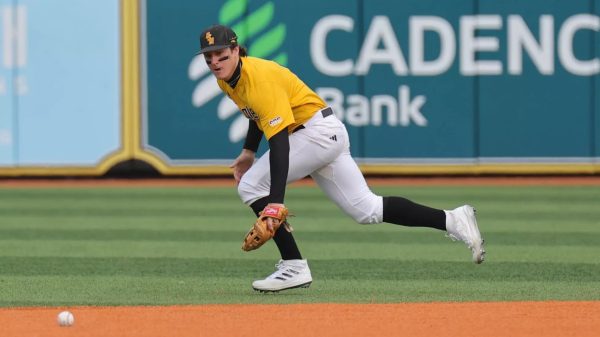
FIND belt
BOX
[292,107,333,133]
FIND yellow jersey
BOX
[217,56,326,140]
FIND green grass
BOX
[1,184,599,306]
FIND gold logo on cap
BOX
[205,32,215,45]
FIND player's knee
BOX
[354,213,381,224]
[349,195,384,224]
[237,178,260,205]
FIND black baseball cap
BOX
[197,24,238,54]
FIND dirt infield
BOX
[3,301,599,337]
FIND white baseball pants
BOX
[237,108,383,224]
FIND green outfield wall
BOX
[0,0,599,176]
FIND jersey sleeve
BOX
[243,120,263,152]
[249,81,295,139]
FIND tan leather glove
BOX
[242,204,291,251]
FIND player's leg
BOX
[237,116,345,207]
[310,152,383,224]
[239,113,347,291]
[311,129,485,263]
[310,135,445,229]
[237,156,303,261]
[237,112,346,263]
[237,146,310,292]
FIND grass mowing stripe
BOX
[2,217,600,233]
[0,188,237,200]
[3,200,600,212]
[2,184,599,203]
[1,240,599,263]
[1,229,599,247]
[1,184,599,306]
[2,276,598,306]
[0,207,247,217]
[1,257,598,282]
[0,217,253,230]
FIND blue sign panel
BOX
[2,0,121,166]
[0,0,17,165]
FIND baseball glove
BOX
[242,203,291,251]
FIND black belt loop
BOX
[321,107,333,118]
[292,125,305,133]
[292,107,332,134]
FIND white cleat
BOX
[252,259,313,293]
[446,205,486,264]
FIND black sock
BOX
[382,196,446,231]
[250,198,302,260]
[272,225,302,260]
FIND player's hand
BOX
[263,203,285,231]
[229,149,255,184]
[264,217,278,232]
[242,203,290,251]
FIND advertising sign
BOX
[144,0,599,166]
[0,0,121,167]
[0,1,20,165]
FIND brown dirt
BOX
[2,301,599,337]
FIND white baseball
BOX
[57,311,75,327]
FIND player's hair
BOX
[233,44,248,57]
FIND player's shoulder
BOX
[216,78,229,92]
[244,56,287,71]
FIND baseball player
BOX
[198,24,485,293]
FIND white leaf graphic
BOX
[192,76,221,107]
[218,96,239,120]
[188,55,210,80]
[229,115,249,143]
[189,55,222,107]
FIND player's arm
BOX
[244,119,263,152]
[267,128,289,204]
[230,120,264,183]
[251,81,293,203]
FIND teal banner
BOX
[142,0,600,164]
[595,0,600,158]
[478,0,595,158]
